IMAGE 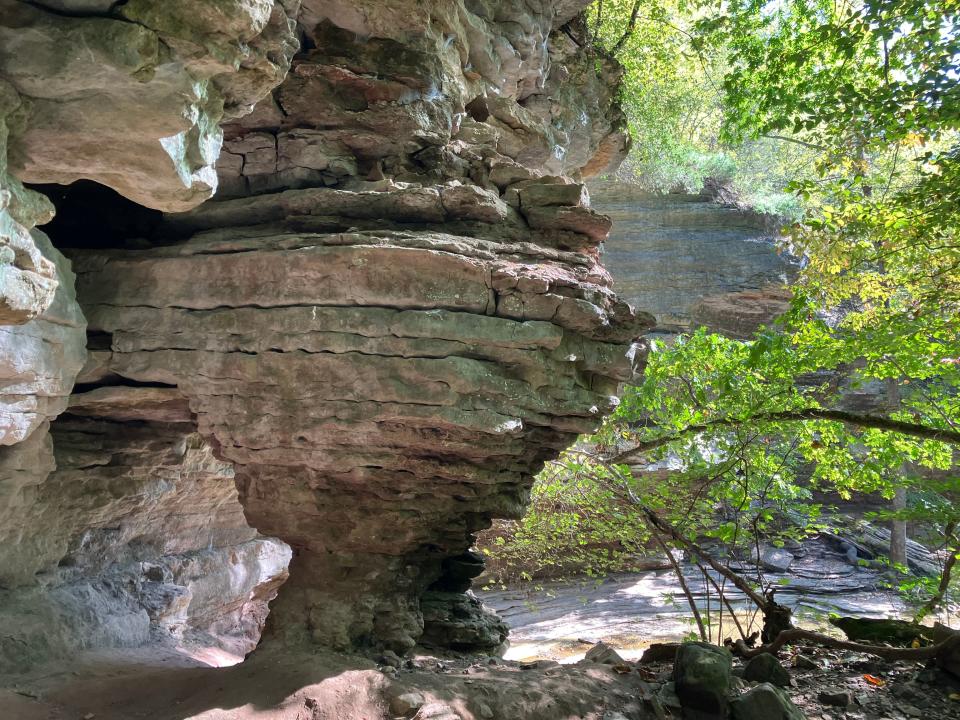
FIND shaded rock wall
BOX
[590,181,797,336]
[0,0,645,668]
[71,0,646,655]
[0,0,299,673]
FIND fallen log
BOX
[732,623,960,677]
[829,617,934,646]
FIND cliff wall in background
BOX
[590,181,797,338]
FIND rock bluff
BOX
[0,0,647,669]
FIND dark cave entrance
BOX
[29,179,166,250]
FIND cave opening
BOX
[28,180,167,250]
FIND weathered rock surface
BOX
[72,194,647,653]
[0,0,302,674]
[0,83,58,326]
[674,641,733,718]
[691,285,794,339]
[732,682,806,720]
[742,653,791,688]
[0,0,297,327]
[0,0,645,670]
[0,232,84,446]
[0,0,298,212]
[0,400,290,671]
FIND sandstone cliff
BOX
[0,0,647,670]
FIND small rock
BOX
[477,703,494,719]
[902,706,923,718]
[794,654,819,671]
[674,642,733,717]
[743,653,791,688]
[520,659,558,670]
[416,703,461,720]
[818,687,854,707]
[381,650,403,668]
[640,642,681,664]
[586,641,625,665]
[390,691,425,716]
[731,682,805,720]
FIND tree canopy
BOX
[484,0,960,632]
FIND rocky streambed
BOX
[480,535,927,664]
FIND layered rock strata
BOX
[0,0,646,667]
[73,180,647,654]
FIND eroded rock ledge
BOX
[0,0,647,668]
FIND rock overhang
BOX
[0,0,647,668]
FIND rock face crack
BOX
[0,0,649,666]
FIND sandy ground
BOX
[1,644,656,720]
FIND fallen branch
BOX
[610,408,960,464]
[733,627,959,662]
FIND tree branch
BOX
[733,627,958,662]
[611,0,643,55]
[610,408,960,464]
[915,521,959,624]
[651,527,708,641]
[641,505,769,609]
[761,134,828,151]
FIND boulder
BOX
[641,642,681,664]
[674,642,733,717]
[732,683,805,720]
[757,546,795,573]
[390,692,425,717]
[742,653,791,688]
[419,592,509,652]
[585,642,625,665]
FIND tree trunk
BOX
[890,486,908,568]
[886,378,908,569]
